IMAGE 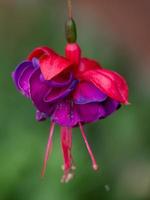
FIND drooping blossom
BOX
[12,18,129,183]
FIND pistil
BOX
[61,127,75,183]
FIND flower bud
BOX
[65,18,77,43]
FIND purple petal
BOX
[76,103,106,123]
[18,66,35,97]
[12,61,35,97]
[44,80,78,103]
[32,57,40,68]
[29,68,55,115]
[36,110,48,121]
[12,61,32,90]
[51,98,120,127]
[102,98,120,117]
[51,100,79,127]
[73,81,107,104]
[46,72,74,88]
[77,98,120,124]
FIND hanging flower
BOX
[12,7,129,183]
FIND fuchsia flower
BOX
[12,18,129,182]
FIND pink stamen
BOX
[41,122,55,177]
[79,122,99,171]
[61,127,74,183]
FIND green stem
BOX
[66,0,77,43]
[67,0,72,19]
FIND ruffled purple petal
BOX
[19,66,35,97]
[44,80,78,103]
[76,103,106,123]
[51,98,120,127]
[102,98,120,117]
[32,57,40,68]
[35,110,48,121]
[73,81,107,104]
[12,61,32,90]
[12,61,35,98]
[51,100,79,127]
[76,98,120,124]
[46,72,74,88]
[29,68,55,115]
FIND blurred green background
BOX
[1,0,150,200]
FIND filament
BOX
[41,122,55,177]
[79,122,98,170]
[61,127,74,183]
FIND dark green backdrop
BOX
[0,1,150,200]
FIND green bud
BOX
[65,18,77,43]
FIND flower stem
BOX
[67,0,72,19]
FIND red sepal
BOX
[28,46,54,60]
[74,57,102,77]
[28,46,72,80]
[39,54,72,80]
[78,67,129,105]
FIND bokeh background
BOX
[1,0,150,200]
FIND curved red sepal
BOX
[39,54,72,80]
[28,46,54,60]
[78,68,129,105]
[28,46,72,80]
[75,57,102,75]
